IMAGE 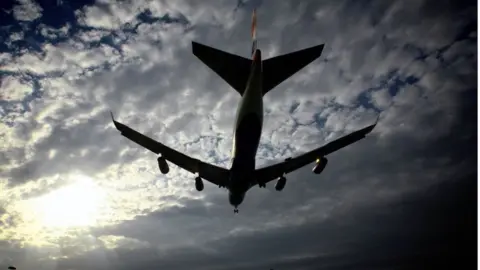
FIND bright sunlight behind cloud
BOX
[29,175,106,228]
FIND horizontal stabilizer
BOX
[192,41,252,96]
[262,44,324,96]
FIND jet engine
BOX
[275,176,286,191]
[195,176,204,191]
[157,156,169,174]
[312,157,328,174]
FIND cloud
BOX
[0,75,32,101]
[0,0,476,269]
[12,0,43,22]
[49,173,476,270]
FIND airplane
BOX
[111,9,378,214]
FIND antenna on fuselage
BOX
[251,8,258,59]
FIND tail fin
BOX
[262,44,325,96]
[192,41,251,96]
[251,9,257,59]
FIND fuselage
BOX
[228,49,263,208]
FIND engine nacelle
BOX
[195,176,204,191]
[157,156,170,174]
[275,176,286,191]
[312,157,328,174]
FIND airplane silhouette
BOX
[111,9,377,213]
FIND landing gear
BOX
[259,182,266,188]
[234,208,239,214]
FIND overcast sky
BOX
[0,0,477,269]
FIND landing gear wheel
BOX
[234,209,239,214]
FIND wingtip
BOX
[362,115,380,134]
[315,43,326,56]
[110,111,121,130]
[368,114,380,132]
[191,40,200,54]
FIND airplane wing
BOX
[110,112,229,187]
[255,121,378,185]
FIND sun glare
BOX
[31,175,106,229]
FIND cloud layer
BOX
[0,0,476,269]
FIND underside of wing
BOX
[110,112,229,186]
[255,120,378,185]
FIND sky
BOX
[0,0,477,269]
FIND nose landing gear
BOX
[234,208,239,214]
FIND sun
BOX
[31,175,106,229]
